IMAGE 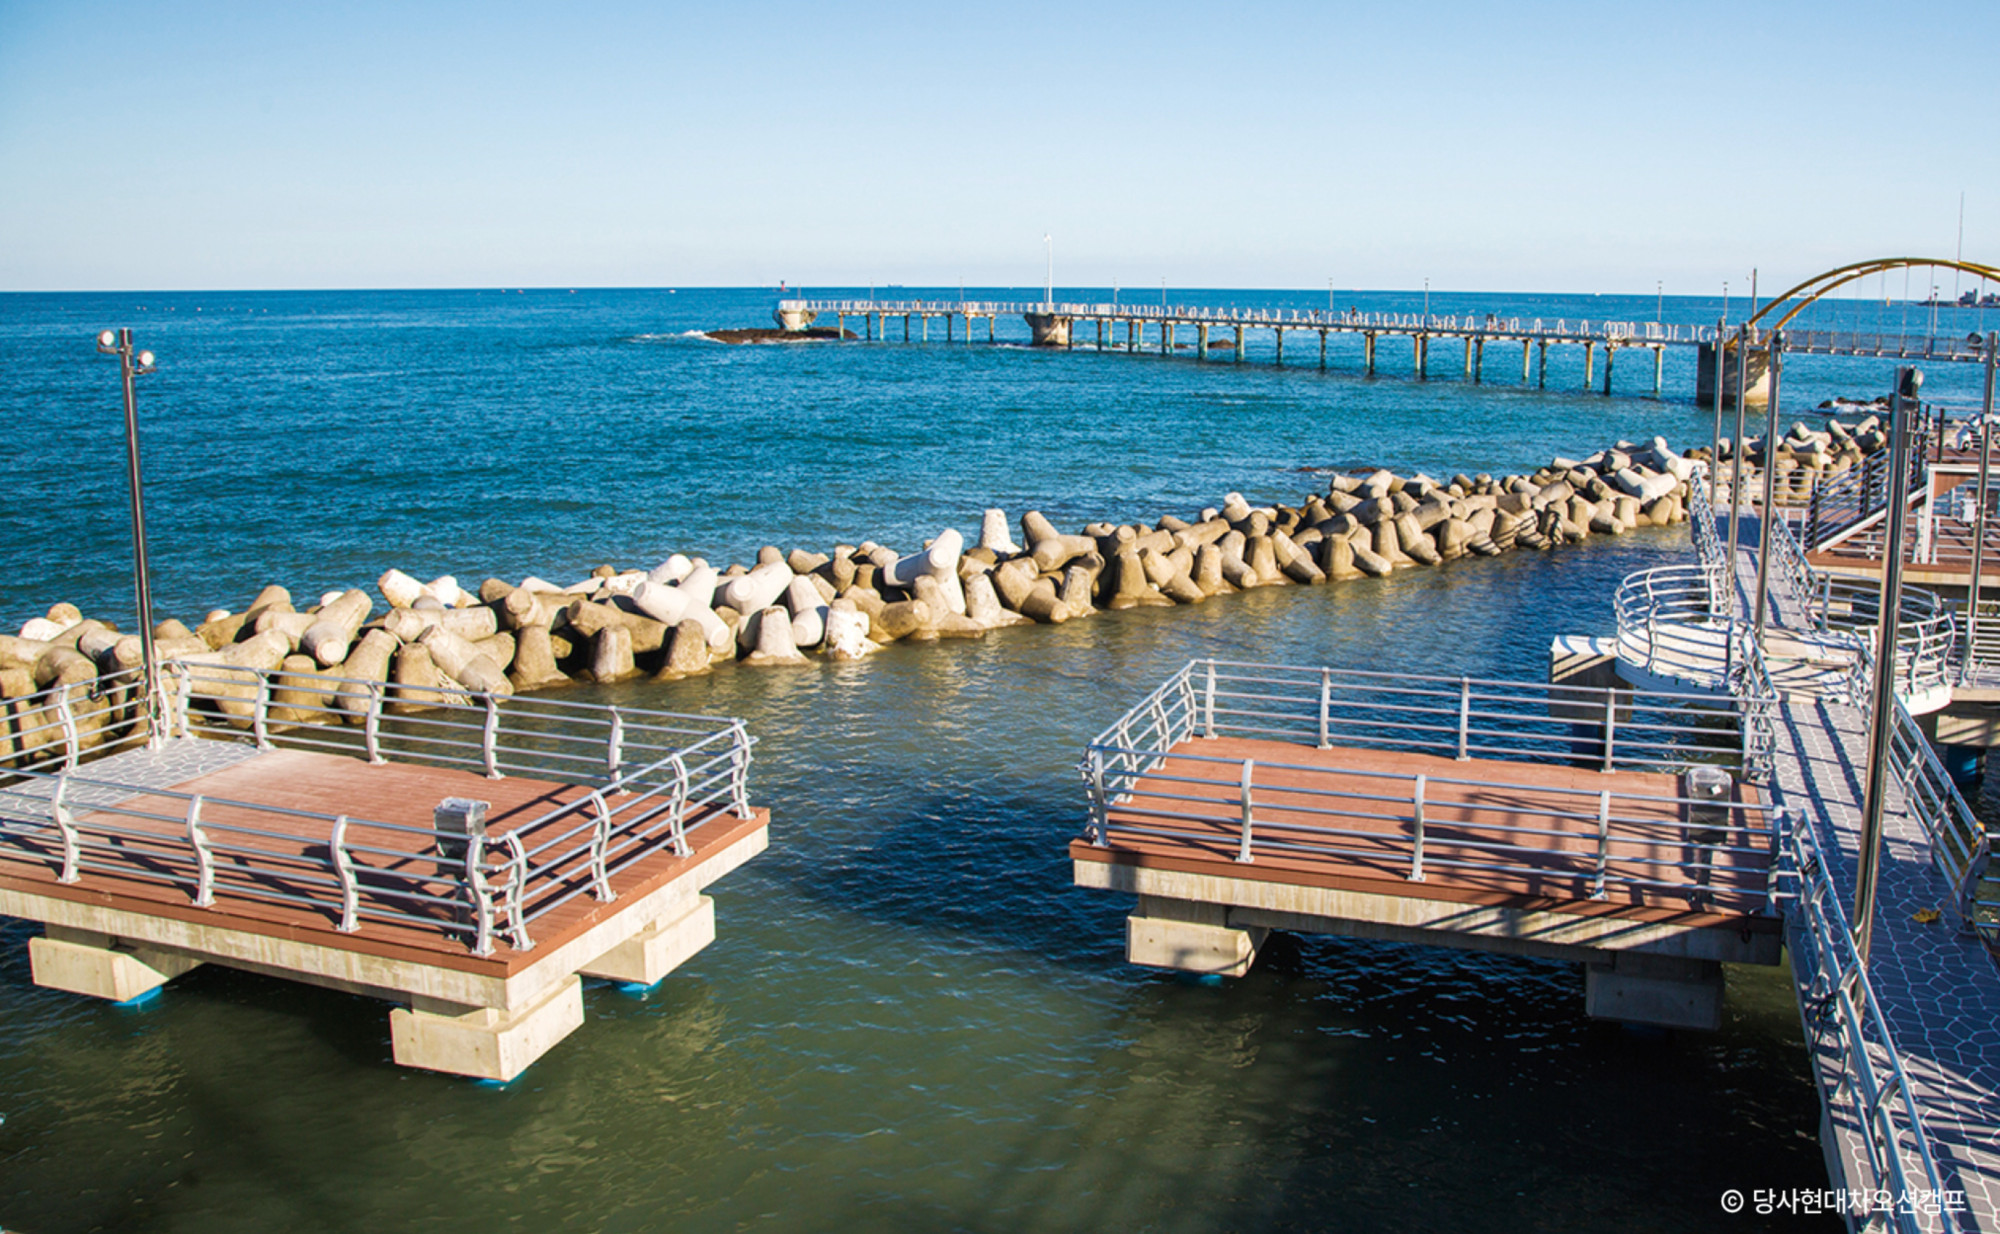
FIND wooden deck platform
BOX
[1073,736,1780,1026]
[0,741,769,1079]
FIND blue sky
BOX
[1,1,1993,293]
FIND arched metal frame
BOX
[1744,257,2000,334]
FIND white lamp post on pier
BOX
[96,328,163,742]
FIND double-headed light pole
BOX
[96,328,163,739]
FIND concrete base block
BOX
[29,927,203,1003]
[1127,896,1268,978]
[578,895,714,986]
[1585,952,1723,1031]
[390,975,585,1082]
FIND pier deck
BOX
[1701,495,2000,1228]
[1,667,767,1080]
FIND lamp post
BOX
[1656,280,1663,324]
[1423,277,1430,321]
[1856,370,1918,961]
[1043,234,1052,307]
[96,328,162,742]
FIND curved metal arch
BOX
[1745,257,2000,333]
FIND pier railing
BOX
[1080,660,1783,913]
[0,662,755,955]
[0,665,153,778]
[1776,807,1962,1233]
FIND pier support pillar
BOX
[1127,320,1137,352]
[1463,336,1474,377]
[920,315,928,343]
[1522,339,1532,382]
[988,315,996,343]
[1126,896,1267,978]
[904,315,911,342]
[1602,344,1614,395]
[1584,952,1724,1031]
[29,926,203,1003]
[1096,318,1104,350]
[1364,332,1376,374]
[946,314,954,343]
[1164,323,1174,355]
[1474,337,1485,382]
[1695,341,1772,409]
[1653,346,1665,396]
[1538,340,1549,387]
[1024,313,1073,347]
[1275,327,1284,365]
[390,976,587,1083]
[1197,323,1209,360]
[1583,341,1595,389]
[1319,329,1327,369]
[1415,334,1428,380]
[1233,324,1244,361]
[836,313,845,338]
[579,895,716,986]
[866,314,874,342]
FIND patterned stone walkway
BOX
[1724,511,2000,1228]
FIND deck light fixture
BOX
[96,327,162,744]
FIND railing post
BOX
[330,815,360,933]
[503,832,533,952]
[1318,668,1331,749]
[52,773,80,884]
[669,752,693,856]
[587,790,617,901]
[1411,774,1427,881]
[1592,789,1612,900]
[481,694,502,779]
[1602,689,1617,772]
[1086,747,1110,846]
[252,671,272,751]
[606,707,625,783]
[1456,677,1471,759]
[186,794,215,907]
[1236,760,1256,863]
[363,682,385,764]
[466,835,495,956]
[1203,661,1217,738]
[729,721,752,818]
[55,683,79,772]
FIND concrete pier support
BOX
[1164,323,1174,355]
[1096,318,1105,350]
[1474,336,1485,382]
[1602,344,1615,395]
[1274,327,1284,365]
[1319,329,1328,369]
[1233,324,1244,362]
[1415,334,1428,380]
[1127,895,1267,978]
[1463,336,1474,378]
[1364,332,1376,374]
[920,315,928,343]
[1538,340,1549,387]
[865,313,874,342]
[1695,341,1773,409]
[30,926,203,1003]
[392,978,586,1082]
[1584,952,1724,1031]
[836,313,845,338]
[1127,320,1137,352]
[946,314,953,343]
[1024,313,1073,347]
[988,315,996,342]
[1522,339,1532,382]
[1197,323,1209,360]
[1653,346,1665,396]
[904,315,911,342]
[1583,341,1595,388]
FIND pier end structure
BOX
[1072,660,1781,1031]
[1024,311,1072,347]
[0,665,767,1082]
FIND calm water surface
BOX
[3,286,1967,1231]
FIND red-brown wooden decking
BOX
[1072,737,1777,931]
[0,748,767,978]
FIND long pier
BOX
[773,297,1995,400]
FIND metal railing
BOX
[0,665,154,778]
[1803,440,1931,553]
[1776,808,1963,1233]
[1080,660,1783,914]
[1612,563,1733,687]
[781,300,1720,345]
[0,662,756,955]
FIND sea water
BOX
[5,285,1982,1231]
